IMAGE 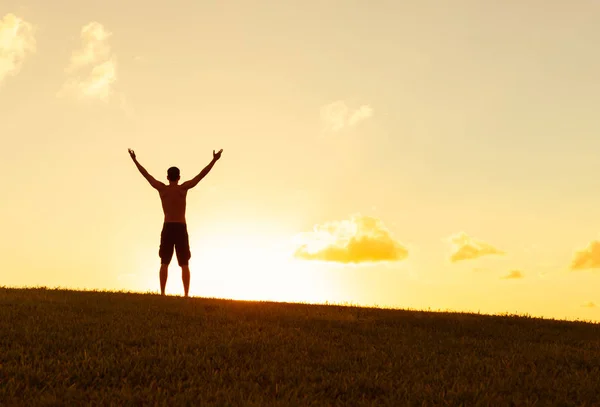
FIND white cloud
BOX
[348,105,374,126]
[59,58,116,102]
[320,100,373,131]
[0,13,35,86]
[571,240,600,271]
[59,22,116,102]
[66,22,112,73]
[448,232,504,262]
[294,214,408,264]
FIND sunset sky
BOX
[3,1,600,322]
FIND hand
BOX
[128,148,136,160]
[213,149,223,161]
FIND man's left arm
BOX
[181,149,223,190]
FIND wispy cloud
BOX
[448,232,504,262]
[65,22,111,73]
[320,100,373,131]
[570,240,600,271]
[58,22,116,102]
[348,105,374,126]
[500,270,523,280]
[0,13,35,86]
[294,214,408,264]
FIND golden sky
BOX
[3,1,600,322]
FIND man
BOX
[128,148,223,297]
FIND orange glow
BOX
[3,3,600,323]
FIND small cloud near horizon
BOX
[320,100,373,131]
[58,22,116,102]
[582,301,597,308]
[501,270,523,280]
[294,214,407,264]
[0,13,36,86]
[448,232,504,262]
[570,240,600,271]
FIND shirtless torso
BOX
[158,185,188,223]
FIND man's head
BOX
[167,166,180,182]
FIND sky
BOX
[2,1,600,322]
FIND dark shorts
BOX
[159,222,191,266]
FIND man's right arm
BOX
[128,149,165,190]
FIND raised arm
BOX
[128,149,166,190]
[181,149,223,190]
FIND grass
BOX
[2,287,600,406]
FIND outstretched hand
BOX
[128,148,136,160]
[213,149,223,161]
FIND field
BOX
[2,288,600,406]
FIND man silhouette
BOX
[128,148,223,297]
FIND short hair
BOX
[167,166,180,181]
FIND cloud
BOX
[348,105,374,126]
[59,58,116,101]
[500,270,523,280]
[0,13,36,86]
[582,301,597,308]
[66,22,112,73]
[448,232,504,262]
[293,214,408,264]
[58,22,116,101]
[320,101,373,131]
[570,240,600,270]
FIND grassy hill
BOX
[1,287,600,406]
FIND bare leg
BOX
[160,264,168,295]
[182,266,190,297]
